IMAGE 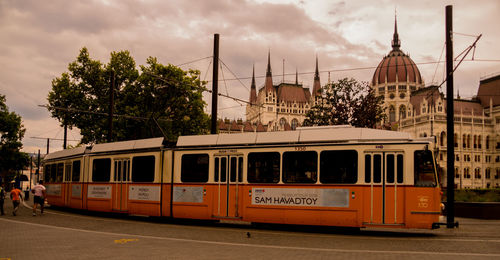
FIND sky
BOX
[1,0,499,154]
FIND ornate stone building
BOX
[245,52,321,131]
[373,18,500,188]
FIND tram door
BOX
[365,152,404,225]
[112,159,130,212]
[213,155,243,218]
[64,163,72,206]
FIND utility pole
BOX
[211,34,219,134]
[445,5,457,228]
[29,155,33,190]
[37,149,40,184]
[63,124,67,149]
[108,70,115,142]
[46,138,50,154]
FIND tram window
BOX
[92,158,111,182]
[238,157,243,182]
[181,154,209,182]
[220,157,227,182]
[44,164,52,182]
[387,154,395,183]
[56,163,64,182]
[64,164,72,182]
[365,155,371,183]
[50,164,57,182]
[132,156,155,182]
[72,160,81,182]
[230,157,237,182]
[214,158,219,182]
[397,155,404,183]
[414,150,437,187]
[247,152,280,183]
[283,151,317,184]
[373,154,382,183]
[320,150,357,184]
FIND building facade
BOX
[373,18,500,188]
[245,53,321,131]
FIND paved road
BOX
[1,196,500,259]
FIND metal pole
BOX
[63,124,67,149]
[445,5,456,228]
[211,34,219,134]
[37,149,40,184]
[46,138,50,154]
[108,70,115,142]
[29,155,32,190]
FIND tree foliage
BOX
[48,47,210,144]
[303,78,385,128]
[0,94,29,183]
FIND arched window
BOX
[473,135,477,149]
[454,134,458,148]
[467,134,471,148]
[389,106,396,123]
[279,118,287,127]
[486,135,490,150]
[399,105,406,120]
[463,134,467,148]
[440,131,446,146]
[455,167,459,179]
[291,118,299,130]
[478,135,482,149]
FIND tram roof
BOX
[90,137,164,154]
[44,146,88,161]
[176,126,415,147]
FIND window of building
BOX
[388,85,396,91]
[320,150,357,184]
[92,158,111,182]
[463,134,466,148]
[414,150,437,187]
[389,106,396,123]
[247,152,280,183]
[474,168,481,179]
[132,156,155,182]
[485,168,491,179]
[283,151,317,183]
[455,167,459,179]
[181,154,209,182]
[486,136,490,150]
[291,119,299,130]
[72,160,81,182]
[454,134,458,148]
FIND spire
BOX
[295,68,298,85]
[264,51,274,92]
[266,50,272,77]
[312,56,321,97]
[249,64,257,103]
[314,55,320,81]
[391,11,401,50]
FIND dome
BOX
[371,18,423,86]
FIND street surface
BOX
[1,196,500,259]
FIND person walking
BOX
[10,186,23,216]
[31,180,46,216]
[0,183,5,215]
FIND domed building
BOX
[372,17,424,123]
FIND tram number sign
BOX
[294,146,306,151]
[252,188,349,208]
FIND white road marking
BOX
[1,218,500,257]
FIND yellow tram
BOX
[43,126,442,229]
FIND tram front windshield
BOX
[414,150,437,187]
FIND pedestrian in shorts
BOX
[10,186,23,216]
[31,180,46,216]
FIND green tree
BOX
[48,47,210,144]
[0,94,29,184]
[303,78,385,128]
